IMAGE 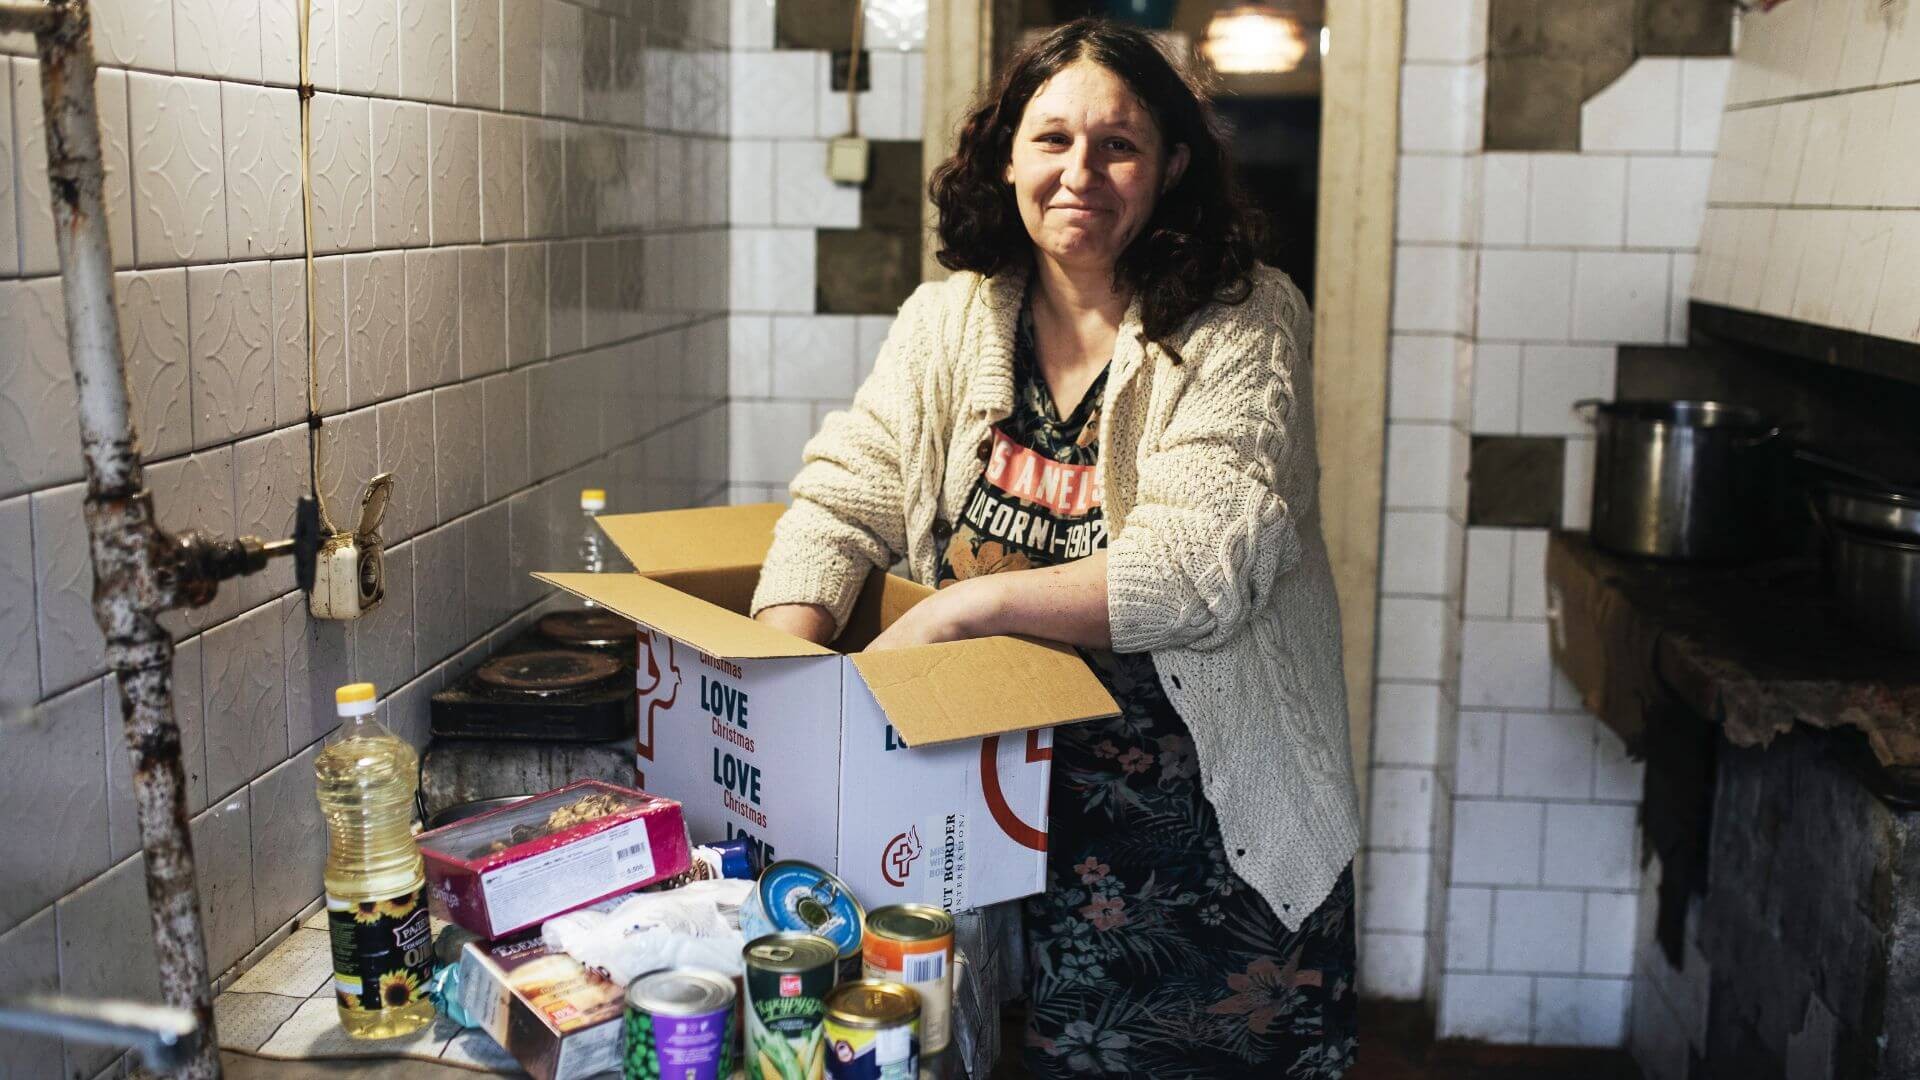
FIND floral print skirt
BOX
[1020,652,1358,1079]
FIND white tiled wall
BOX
[1372,0,1730,1048]
[1693,3,1920,348]
[725,0,924,504]
[0,3,729,1075]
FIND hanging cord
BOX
[845,0,864,136]
[296,0,339,534]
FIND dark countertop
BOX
[1545,531,1920,775]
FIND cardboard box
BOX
[537,504,1118,912]
[455,931,626,1080]
[418,780,692,938]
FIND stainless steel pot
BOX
[1823,484,1920,542]
[1576,399,1784,562]
[1828,524,1920,651]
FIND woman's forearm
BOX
[971,550,1113,650]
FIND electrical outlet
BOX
[827,135,870,184]
[309,474,393,620]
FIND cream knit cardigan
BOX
[750,264,1360,929]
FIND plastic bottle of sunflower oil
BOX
[315,682,436,1038]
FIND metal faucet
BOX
[0,994,201,1074]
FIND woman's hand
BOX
[866,577,1006,651]
[753,603,839,646]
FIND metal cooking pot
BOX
[1575,399,1784,562]
[1822,484,1920,542]
[1828,524,1920,651]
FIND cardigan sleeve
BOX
[1105,293,1311,654]
[749,285,939,633]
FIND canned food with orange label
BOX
[860,905,953,1055]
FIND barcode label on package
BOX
[480,818,657,931]
[905,952,945,983]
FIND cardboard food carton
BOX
[418,780,692,938]
[537,504,1119,912]
[454,931,626,1080]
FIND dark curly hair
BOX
[930,17,1266,347]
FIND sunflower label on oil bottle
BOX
[327,885,435,1012]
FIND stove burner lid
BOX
[538,609,639,649]
[474,649,623,694]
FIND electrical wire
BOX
[296,0,339,535]
[846,0,864,137]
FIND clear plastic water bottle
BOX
[578,488,631,592]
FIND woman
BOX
[752,18,1359,1078]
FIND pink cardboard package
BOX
[419,780,691,938]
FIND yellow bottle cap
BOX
[334,683,379,717]
[581,488,607,507]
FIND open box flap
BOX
[849,637,1120,745]
[594,503,784,577]
[536,572,833,659]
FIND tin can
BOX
[861,905,954,1055]
[623,967,736,1080]
[743,932,838,1080]
[823,980,919,1080]
[740,860,866,961]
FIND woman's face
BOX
[1005,60,1190,277]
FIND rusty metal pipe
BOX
[9,2,221,1076]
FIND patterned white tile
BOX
[310,255,350,414]
[502,0,543,113]
[413,520,468,669]
[609,18,647,130]
[174,0,264,81]
[0,279,83,498]
[128,72,227,263]
[372,99,431,248]
[231,427,304,612]
[200,599,286,803]
[460,245,508,377]
[345,252,408,408]
[0,495,38,707]
[14,63,131,272]
[188,262,278,445]
[399,0,456,104]
[774,140,861,228]
[59,857,165,1069]
[189,794,257,974]
[340,0,402,95]
[0,64,14,276]
[454,0,501,108]
[580,10,613,123]
[374,391,437,540]
[96,68,136,270]
[116,268,194,460]
[249,746,327,937]
[542,0,584,118]
[481,112,526,242]
[90,0,177,70]
[405,248,461,390]
[269,260,310,428]
[428,106,481,245]
[504,241,548,366]
[433,381,486,517]
[30,484,105,693]
[0,677,108,927]
[309,94,373,253]
[346,536,415,704]
[481,371,529,500]
[547,239,584,354]
[524,118,566,239]
[307,0,343,89]
[261,0,302,85]
[222,84,302,259]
